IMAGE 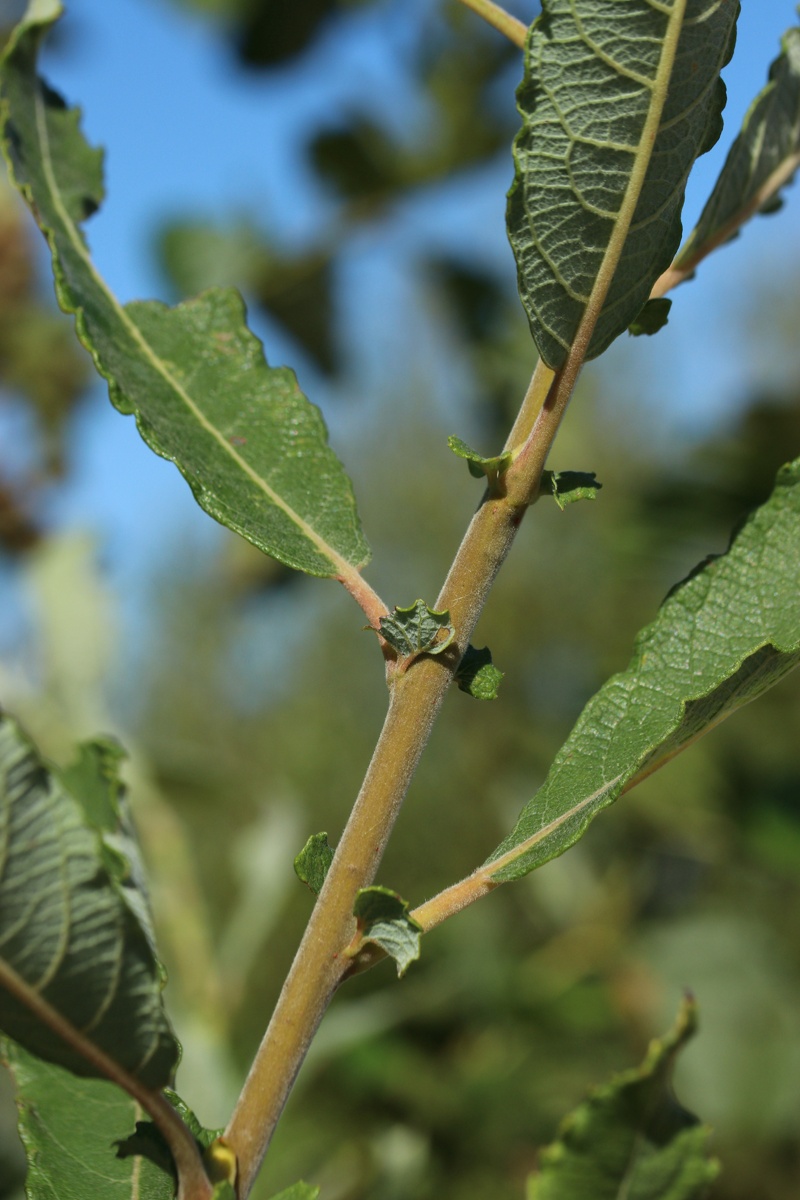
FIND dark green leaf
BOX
[0,3,369,579]
[2,1039,175,1200]
[447,435,511,482]
[677,24,800,271]
[294,832,334,895]
[352,887,422,977]
[488,457,800,882]
[455,645,504,701]
[379,600,455,658]
[508,0,738,368]
[629,298,673,338]
[0,712,178,1087]
[528,998,717,1200]
[540,470,602,510]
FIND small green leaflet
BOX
[294,832,334,895]
[676,23,800,272]
[508,0,738,368]
[352,887,422,977]
[487,457,800,883]
[540,471,601,510]
[528,998,717,1200]
[268,1184,320,1200]
[0,2,369,579]
[455,645,503,701]
[2,1039,175,1200]
[0,713,178,1088]
[379,600,455,659]
[629,298,673,338]
[448,435,511,483]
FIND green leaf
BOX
[294,832,334,895]
[2,1038,175,1200]
[269,1184,320,1200]
[115,1088,224,1179]
[352,887,422,978]
[488,457,800,882]
[676,23,800,271]
[379,600,455,659]
[527,998,717,1200]
[508,0,738,369]
[0,712,179,1088]
[0,3,369,579]
[540,470,602,510]
[455,645,504,701]
[448,435,511,482]
[629,297,673,338]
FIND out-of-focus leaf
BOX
[508,0,738,368]
[488,457,800,882]
[455,645,503,701]
[379,600,455,659]
[352,887,422,978]
[629,298,672,338]
[0,713,179,1087]
[676,24,800,272]
[294,832,334,895]
[0,4,369,579]
[269,1184,320,1200]
[527,998,718,1200]
[540,470,602,510]
[2,1039,175,1200]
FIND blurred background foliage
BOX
[1,2,800,1199]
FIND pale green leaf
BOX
[677,24,800,271]
[489,458,800,882]
[528,998,717,1200]
[508,0,738,368]
[540,470,602,510]
[379,600,455,658]
[0,4,369,579]
[628,297,672,338]
[2,1038,175,1200]
[455,645,504,701]
[448,435,511,482]
[0,713,179,1088]
[294,832,334,895]
[269,1184,320,1200]
[352,887,422,978]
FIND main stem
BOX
[224,363,572,1195]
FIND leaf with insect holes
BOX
[352,887,422,977]
[294,832,334,895]
[677,23,800,274]
[0,1,369,580]
[488,456,800,883]
[508,0,738,368]
[379,600,455,658]
[528,998,718,1200]
[540,471,602,510]
[448,435,511,482]
[455,646,504,701]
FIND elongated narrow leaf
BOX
[0,2,369,579]
[488,458,800,882]
[508,0,738,369]
[0,713,179,1087]
[2,1039,174,1200]
[676,23,800,271]
[528,999,717,1200]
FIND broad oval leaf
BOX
[528,999,717,1200]
[0,714,179,1088]
[675,22,800,272]
[508,0,739,369]
[0,1,369,579]
[488,457,800,882]
[3,1039,175,1200]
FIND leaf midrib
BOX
[32,85,357,579]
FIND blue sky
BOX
[5,0,800,653]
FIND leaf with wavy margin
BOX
[0,0,369,580]
[0,713,178,1087]
[487,457,800,882]
[508,0,739,369]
